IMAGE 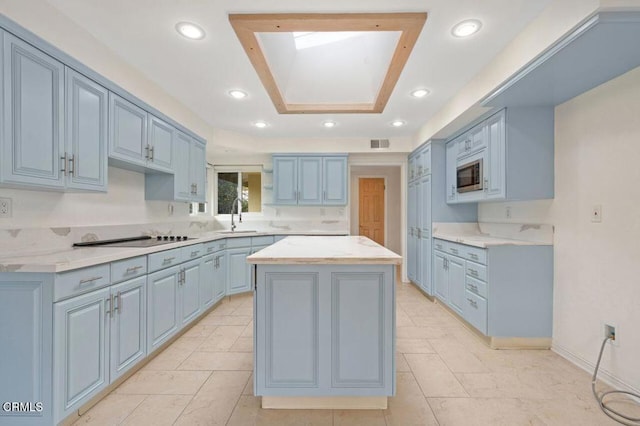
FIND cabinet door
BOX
[65,68,108,191]
[407,182,416,282]
[298,157,322,205]
[147,115,174,173]
[2,34,65,188]
[414,179,423,287]
[322,156,347,205]
[54,287,110,420]
[445,140,458,203]
[422,145,432,175]
[200,255,215,309]
[110,276,146,381]
[174,131,192,201]
[414,151,423,178]
[227,248,251,295]
[420,176,432,294]
[434,251,448,301]
[447,256,466,315]
[147,266,180,352]
[486,110,506,199]
[214,252,227,301]
[190,140,206,202]
[181,260,201,325]
[108,93,147,167]
[273,156,298,204]
[408,156,415,181]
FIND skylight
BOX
[292,31,367,50]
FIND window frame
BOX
[213,165,263,217]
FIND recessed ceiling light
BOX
[451,19,482,38]
[411,89,431,98]
[323,121,337,128]
[391,120,406,127]
[228,90,248,99]
[254,121,268,128]
[175,22,206,40]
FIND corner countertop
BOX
[432,222,554,249]
[247,236,402,265]
[0,230,348,273]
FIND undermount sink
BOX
[217,230,258,234]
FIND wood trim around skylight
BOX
[229,13,427,114]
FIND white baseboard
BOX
[552,342,640,397]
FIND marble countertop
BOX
[0,230,348,273]
[247,236,402,265]
[432,222,553,248]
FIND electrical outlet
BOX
[592,205,602,223]
[604,323,618,345]
[505,206,512,219]
[0,197,12,218]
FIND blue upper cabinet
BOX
[189,139,206,203]
[298,157,322,205]
[2,33,65,189]
[173,131,192,201]
[445,107,553,203]
[108,92,148,169]
[65,68,108,192]
[273,154,348,206]
[147,115,174,173]
[273,156,298,204]
[323,156,347,205]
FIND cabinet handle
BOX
[106,296,112,317]
[451,248,459,255]
[467,298,478,308]
[469,269,478,277]
[323,190,326,201]
[484,178,489,192]
[451,185,455,197]
[60,152,68,176]
[469,283,479,292]
[68,155,75,176]
[126,265,143,273]
[79,276,103,285]
[162,257,175,264]
[145,144,150,160]
[114,291,121,313]
[194,183,197,194]
[191,251,199,258]
[469,253,478,260]
[149,145,154,161]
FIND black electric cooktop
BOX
[73,235,196,248]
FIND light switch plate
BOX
[0,197,12,218]
[591,205,602,223]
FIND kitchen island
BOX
[247,236,402,409]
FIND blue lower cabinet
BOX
[200,254,216,309]
[181,259,201,326]
[226,247,252,295]
[54,287,110,422]
[214,251,227,302]
[433,251,448,301]
[447,255,465,315]
[255,264,395,396]
[109,276,147,382]
[147,265,180,353]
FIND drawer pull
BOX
[207,247,214,253]
[468,284,479,292]
[162,257,176,264]
[126,265,143,273]
[469,269,478,277]
[191,251,200,257]
[467,298,478,308]
[469,253,478,260]
[450,248,459,254]
[78,276,103,285]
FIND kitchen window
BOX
[215,167,262,215]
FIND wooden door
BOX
[358,178,385,246]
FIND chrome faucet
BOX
[230,196,243,232]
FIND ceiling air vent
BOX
[370,139,390,149]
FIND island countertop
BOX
[246,235,402,265]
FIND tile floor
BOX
[74,282,637,425]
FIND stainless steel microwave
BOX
[457,158,483,193]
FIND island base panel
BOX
[262,396,387,409]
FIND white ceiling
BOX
[45,0,552,140]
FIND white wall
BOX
[479,65,640,392]
[0,168,189,229]
[349,166,402,255]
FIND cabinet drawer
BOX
[111,256,147,284]
[182,243,204,261]
[204,239,227,254]
[465,261,487,282]
[226,237,252,248]
[251,236,274,246]
[466,275,487,299]
[462,246,487,264]
[433,239,448,252]
[55,264,111,302]
[447,243,464,258]
[463,290,487,334]
[148,248,183,273]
